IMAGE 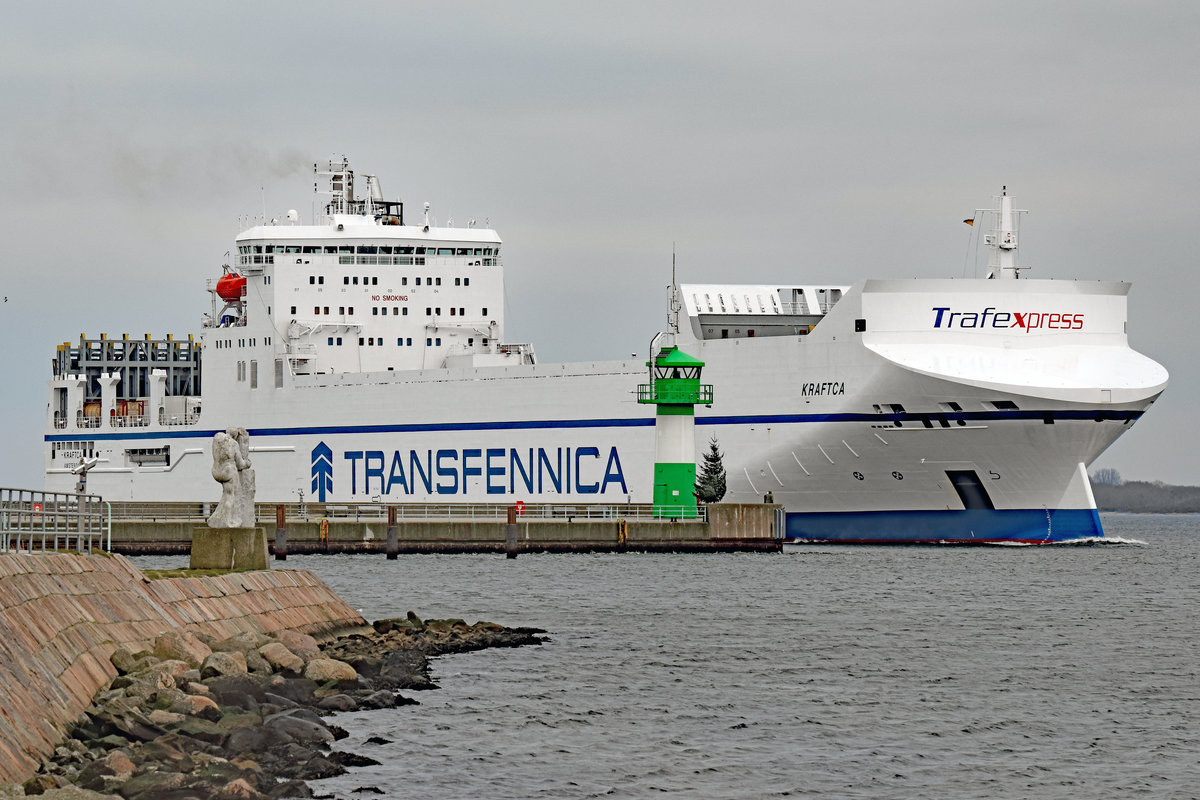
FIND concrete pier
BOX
[101,503,783,556]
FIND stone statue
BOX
[207,427,255,528]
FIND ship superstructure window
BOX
[290,306,296,314]
[435,278,441,286]
[482,307,488,316]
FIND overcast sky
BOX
[2,1,1197,489]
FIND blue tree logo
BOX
[311,442,334,502]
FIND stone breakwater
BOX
[0,553,366,784]
[24,615,544,799]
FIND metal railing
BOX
[1,488,105,553]
[636,384,714,404]
[105,501,708,523]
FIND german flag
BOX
[963,218,975,226]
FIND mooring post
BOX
[274,504,287,560]
[386,505,398,560]
[505,505,519,559]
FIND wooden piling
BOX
[386,505,398,560]
[274,504,287,560]
[505,505,519,558]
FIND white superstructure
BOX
[44,167,1167,542]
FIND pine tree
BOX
[695,436,727,503]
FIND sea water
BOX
[136,514,1200,798]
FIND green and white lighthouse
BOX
[637,345,713,518]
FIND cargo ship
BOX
[44,159,1168,542]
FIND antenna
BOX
[667,243,681,334]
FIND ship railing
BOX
[76,413,101,429]
[158,413,201,427]
[104,502,708,523]
[0,488,104,554]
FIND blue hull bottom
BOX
[785,508,1104,544]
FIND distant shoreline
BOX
[1092,481,1200,514]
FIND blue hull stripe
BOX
[786,508,1105,544]
[45,408,1143,444]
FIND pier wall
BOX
[0,552,365,782]
[107,503,782,554]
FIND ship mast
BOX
[985,186,1028,279]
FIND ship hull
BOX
[45,278,1167,544]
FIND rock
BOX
[260,676,317,705]
[266,780,313,799]
[358,690,400,710]
[202,650,248,679]
[152,659,193,684]
[378,649,436,690]
[261,692,299,710]
[263,715,334,746]
[328,752,381,768]
[77,749,135,791]
[114,769,186,799]
[184,681,210,695]
[151,686,187,710]
[364,736,392,745]
[23,774,68,795]
[108,647,151,675]
[205,674,267,709]
[258,643,304,674]
[152,631,212,669]
[216,777,268,799]
[168,717,230,746]
[146,709,185,726]
[244,649,274,675]
[215,631,273,654]
[93,735,131,751]
[117,678,158,703]
[316,694,358,712]
[170,693,221,720]
[225,725,272,754]
[275,630,321,663]
[303,658,357,684]
[216,710,263,732]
